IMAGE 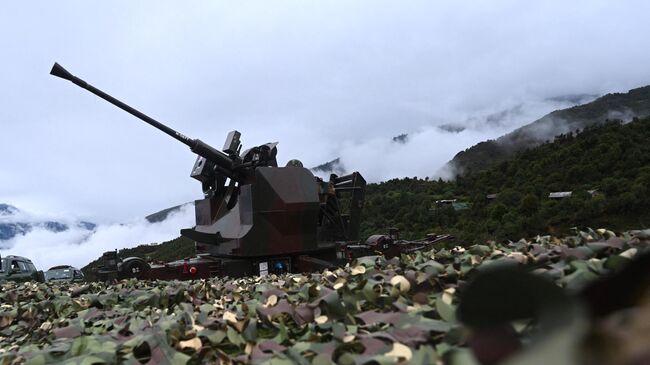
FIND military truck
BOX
[0,254,45,283]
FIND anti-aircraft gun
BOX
[50,63,366,279]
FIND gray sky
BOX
[2,0,650,224]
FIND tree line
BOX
[360,116,650,242]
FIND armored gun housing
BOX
[51,63,368,279]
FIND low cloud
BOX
[314,96,586,181]
[0,204,195,270]
[608,108,637,123]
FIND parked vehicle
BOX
[44,265,85,282]
[0,254,45,283]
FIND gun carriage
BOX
[51,63,453,280]
[51,63,373,280]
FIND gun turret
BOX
[51,62,365,267]
[50,63,239,179]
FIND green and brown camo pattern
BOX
[1,228,649,365]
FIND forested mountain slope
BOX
[449,85,650,175]
[362,116,650,242]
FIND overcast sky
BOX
[2,0,650,225]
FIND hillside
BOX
[80,236,195,280]
[0,204,96,242]
[449,85,650,175]
[145,203,189,223]
[311,158,346,176]
[361,116,650,242]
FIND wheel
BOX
[120,259,150,279]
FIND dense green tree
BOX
[519,194,540,216]
[359,117,650,242]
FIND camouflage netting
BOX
[1,229,649,365]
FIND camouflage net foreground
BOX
[1,229,649,365]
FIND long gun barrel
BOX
[50,62,236,174]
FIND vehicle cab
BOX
[0,254,45,283]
